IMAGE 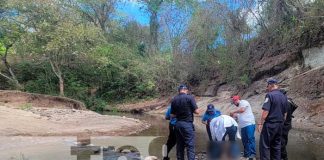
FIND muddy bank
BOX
[0,90,85,110]
[112,98,169,114]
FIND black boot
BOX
[163,157,170,160]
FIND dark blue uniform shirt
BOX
[262,89,288,123]
[171,93,198,122]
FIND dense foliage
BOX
[0,0,323,110]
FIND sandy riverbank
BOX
[0,105,150,136]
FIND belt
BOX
[264,121,283,124]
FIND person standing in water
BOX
[171,84,200,160]
[230,95,256,160]
[280,89,298,160]
[258,79,287,160]
[163,103,177,160]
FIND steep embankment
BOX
[243,25,324,133]
[191,25,324,133]
[0,90,150,136]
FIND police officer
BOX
[170,84,200,160]
[280,89,298,160]
[258,79,288,160]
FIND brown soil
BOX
[0,90,85,110]
[114,98,169,113]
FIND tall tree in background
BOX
[71,0,117,34]
[159,2,191,55]
[140,0,163,54]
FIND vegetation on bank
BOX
[0,0,323,111]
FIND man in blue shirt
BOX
[201,104,221,141]
[258,79,288,160]
[163,105,177,160]
[171,84,200,160]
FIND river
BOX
[0,112,323,160]
[105,112,324,160]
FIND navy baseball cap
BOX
[207,104,215,112]
[178,84,188,91]
[267,78,278,85]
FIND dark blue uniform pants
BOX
[166,124,177,157]
[281,124,291,160]
[175,121,195,160]
[259,122,282,160]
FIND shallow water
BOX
[105,112,324,160]
[0,112,323,160]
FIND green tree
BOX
[70,0,117,34]
[11,0,103,96]
[0,1,24,88]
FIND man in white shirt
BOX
[209,114,241,159]
[230,95,256,160]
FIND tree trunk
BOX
[59,76,64,96]
[149,10,159,54]
[50,60,64,96]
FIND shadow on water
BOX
[103,112,324,160]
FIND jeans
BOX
[241,124,256,158]
[259,122,282,160]
[175,121,195,160]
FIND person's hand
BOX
[257,124,263,133]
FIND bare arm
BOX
[230,107,246,116]
[234,107,246,113]
[258,109,269,132]
[194,107,203,114]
